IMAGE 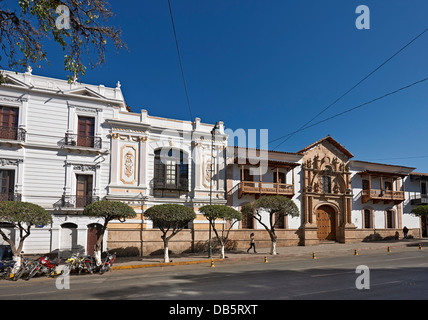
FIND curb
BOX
[111,258,224,270]
[110,240,427,271]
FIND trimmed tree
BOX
[144,204,196,263]
[83,200,136,265]
[242,195,299,255]
[199,205,242,259]
[412,205,428,217]
[0,201,52,269]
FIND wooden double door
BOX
[316,205,336,241]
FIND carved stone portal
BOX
[299,138,355,245]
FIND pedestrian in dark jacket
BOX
[403,226,409,239]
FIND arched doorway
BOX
[61,223,78,254]
[87,223,103,255]
[316,205,336,241]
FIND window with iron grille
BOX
[154,149,188,192]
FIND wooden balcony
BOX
[238,181,294,199]
[361,189,405,204]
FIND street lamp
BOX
[208,122,219,258]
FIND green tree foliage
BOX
[0,201,52,255]
[0,0,126,82]
[199,205,242,258]
[412,205,428,216]
[144,204,196,262]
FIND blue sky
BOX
[20,1,428,172]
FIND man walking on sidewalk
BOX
[247,233,257,253]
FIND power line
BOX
[167,0,194,121]
[370,155,428,161]
[266,77,428,148]
[268,25,428,150]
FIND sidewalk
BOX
[111,238,428,270]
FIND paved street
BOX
[1,243,428,301]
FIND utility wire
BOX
[268,25,428,150]
[266,77,428,147]
[167,0,194,121]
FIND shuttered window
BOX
[0,170,15,201]
[0,106,19,140]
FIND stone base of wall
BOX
[107,227,421,257]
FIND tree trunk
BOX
[94,234,104,266]
[11,254,21,274]
[220,244,225,259]
[163,237,170,263]
[271,241,277,255]
[269,232,278,255]
[95,220,108,266]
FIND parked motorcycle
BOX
[26,255,62,280]
[98,251,116,274]
[0,260,15,280]
[82,254,97,274]
[11,257,34,281]
[65,253,85,275]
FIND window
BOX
[363,209,371,229]
[273,172,286,184]
[77,116,95,147]
[322,176,332,193]
[241,168,253,182]
[0,170,15,201]
[0,106,19,140]
[386,210,394,229]
[422,182,427,195]
[241,209,254,229]
[274,212,285,229]
[154,149,188,192]
[362,179,370,190]
[76,174,93,207]
[384,181,392,191]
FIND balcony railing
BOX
[0,193,22,202]
[61,195,100,209]
[0,127,26,142]
[153,177,189,191]
[64,133,102,149]
[362,189,405,204]
[238,181,294,199]
[411,194,428,206]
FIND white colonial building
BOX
[0,69,228,256]
[0,70,427,256]
[0,68,127,255]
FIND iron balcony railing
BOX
[64,133,102,149]
[61,195,100,208]
[0,193,22,202]
[0,127,26,142]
